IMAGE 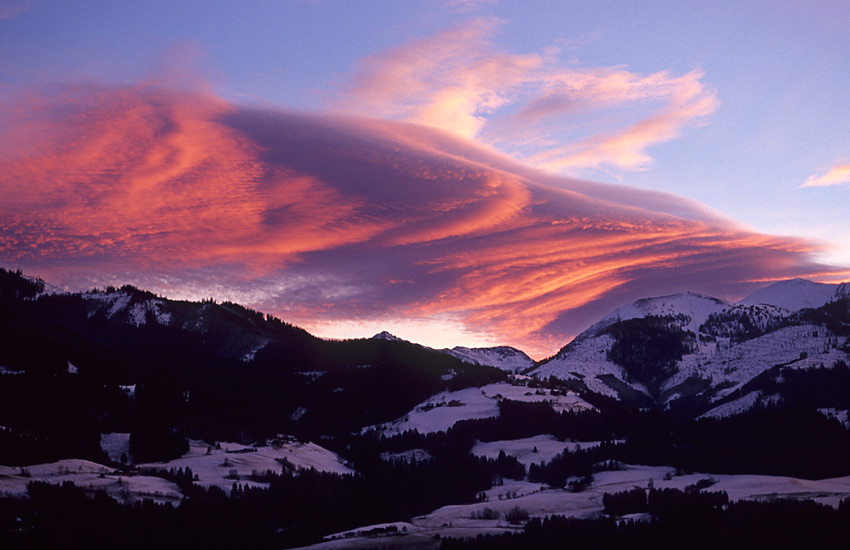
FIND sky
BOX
[1,0,849,357]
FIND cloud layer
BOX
[337,18,718,174]
[0,85,838,356]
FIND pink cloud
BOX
[336,19,718,174]
[803,161,850,187]
[0,84,841,357]
[0,0,35,21]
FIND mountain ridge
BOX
[2,267,848,425]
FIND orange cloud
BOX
[0,86,382,273]
[336,18,718,174]
[0,84,839,357]
[803,161,850,187]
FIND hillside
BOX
[0,268,506,464]
[2,267,850,549]
[530,287,850,417]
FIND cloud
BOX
[336,18,718,174]
[0,84,839,357]
[0,0,35,21]
[803,161,850,187]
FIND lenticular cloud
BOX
[0,84,837,355]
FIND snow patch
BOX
[324,522,419,542]
[127,299,172,326]
[28,278,67,299]
[365,383,594,436]
[819,408,849,428]
[0,366,24,376]
[82,292,171,326]
[296,371,326,382]
[0,459,182,505]
[699,392,764,419]
[241,341,268,362]
[137,439,354,493]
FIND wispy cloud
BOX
[1,84,836,356]
[803,161,850,188]
[336,18,717,175]
[0,0,35,21]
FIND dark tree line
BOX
[605,315,696,391]
[602,486,728,517]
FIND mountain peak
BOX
[372,331,403,341]
[739,279,840,311]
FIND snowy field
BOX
[471,435,604,468]
[296,463,850,550]
[5,437,850,549]
[137,439,355,492]
[0,459,182,504]
[364,382,594,436]
[0,438,354,504]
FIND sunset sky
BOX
[1,0,849,357]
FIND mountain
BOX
[0,267,507,462]
[370,330,535,372]
[439,346,534,373]
[531,293,731,402]
[739,278,841,310]
[4,267,847,439]
[530,284,850,417]
[3,268,850,548]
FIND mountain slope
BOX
[440,346,534,373]
[530,285,850,415]
[531,293,730,402]
[739,278,840,310]
[370,330,535,372]
[0,268,506,460]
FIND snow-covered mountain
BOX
[530,283,850,416]
[4,267,848,427]
[532,293,731,400]
[441,346,534,373]
[372,331,403,341]
[738,278,841,310]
